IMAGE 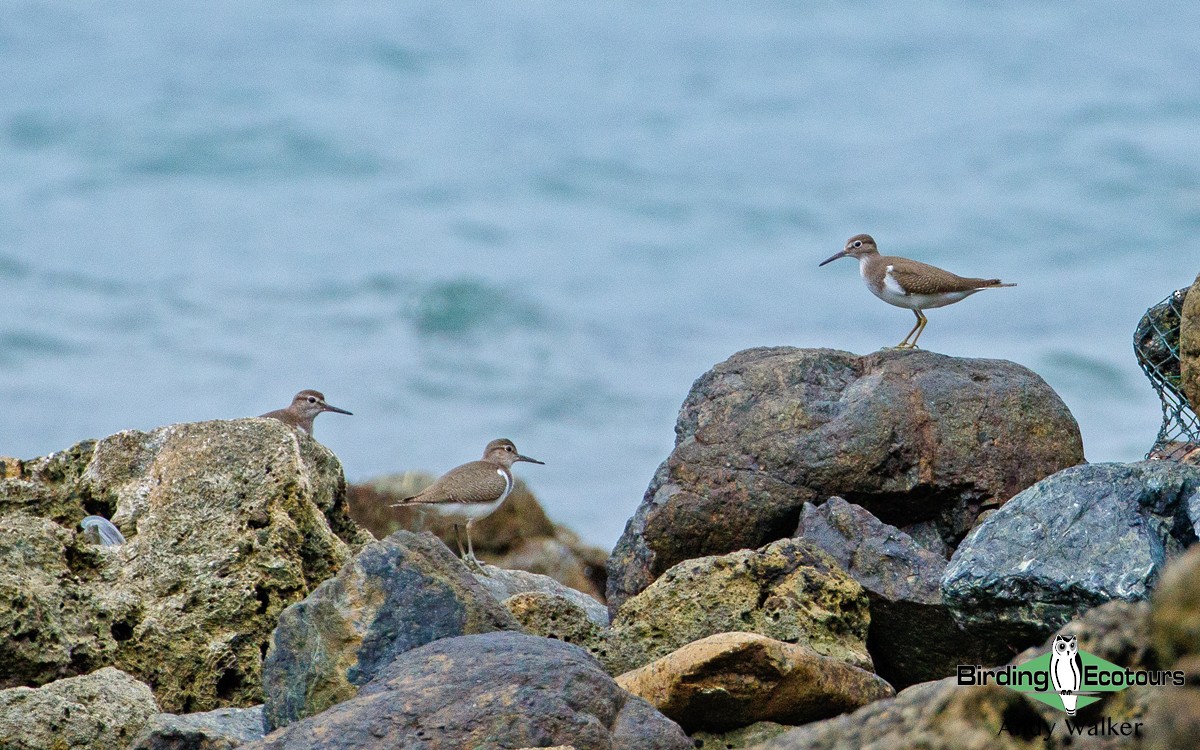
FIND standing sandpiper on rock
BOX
[392,438,544,569]
[260,390,352,435]
[819,234,1015,349]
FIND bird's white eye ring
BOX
[852,240,862,248]
[308,396,317,403]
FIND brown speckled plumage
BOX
[820,233,1014,348]
[392,438,544,566]
[873,255,1009,296]
[403,460,510,506]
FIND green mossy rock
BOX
[606,539,872,676]
[691,722,790,750]
[0,667,159,750]
[504,591,613,671]
[0,419,368,712]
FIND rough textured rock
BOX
[607,538,871,676]
[755,677,1033,750]
[349,473,607,600]
[796,498,1010,686]
[503,591,613,671]
[1182,273,1200,413]
[0,667,159,750]
[261,530,519,732]
[616,632,894,732]
[489,535,605,601]
[132,706,264,750]
[245,632,692,750]
[691,722,790,750]
[757,599,1153,750]
[943,461,1200,647]
[1147,545,1200,749]
[474,562,609,626]
[1150,544,1200,668]
[0,419,365,711]
[607,347,1083,612]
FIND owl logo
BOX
[1050,635,1082,716]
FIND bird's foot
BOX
[462,553,487,575]
[891,343,919,350]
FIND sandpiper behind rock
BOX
[392,438,544,568]
[820,234,1015,349]
[260,390,352,435]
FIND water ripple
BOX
[125,123,383,179]
[0,255,31,279]
[408,279,545,337]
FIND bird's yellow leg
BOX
[895,310,924,349]
[463,519,485,573]
[453,523,467,558]
[907,311,929,349]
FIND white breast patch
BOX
[883,266,908,296]
[496,467,513,503]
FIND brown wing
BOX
[883,256,1011,295]
[401,461,508,506]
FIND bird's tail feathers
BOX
[389,495,423,508]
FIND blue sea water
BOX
[2,1,1199,547]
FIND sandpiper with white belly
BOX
[392,438,544,569]
[819,234,1015,349]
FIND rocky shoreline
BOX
[3,330,1200,747]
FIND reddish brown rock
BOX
[616,632,894,732]
[607,347,1083,612]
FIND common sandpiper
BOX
[820,233,1015,349]
[260,390,352,435]
[392,438,544,569]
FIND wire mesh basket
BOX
[1134,287,1200,460]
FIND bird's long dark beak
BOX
[819,250,847,267]
[322,403,353,415]
[516,454,544,465]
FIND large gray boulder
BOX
[943,461,1200,646]
[607,347,1084,612]
[0,420,366,712]
[261,530,519,732]
[132,706,264,750]
[246,632,692,750]
[0,667,159,750]
[473,562,609,626]
[795,498,1009,687]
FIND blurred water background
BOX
[2,2,1199,547]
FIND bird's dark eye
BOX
[307,396,317,403]
[506,445,513,451]
[852,240,862,248]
